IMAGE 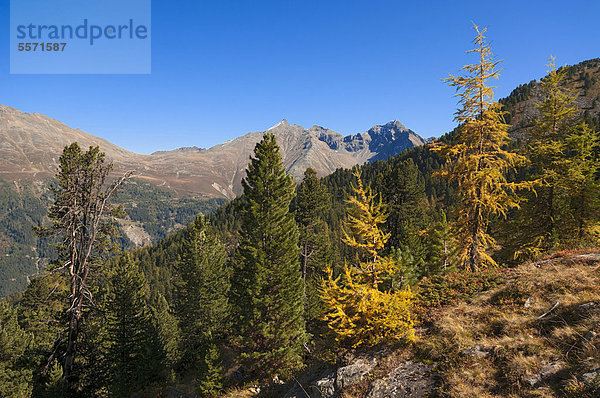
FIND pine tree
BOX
[433,25,527,271]
[106,253,157,397]
[296,167,333,319]
[17,272,68,397]
[384,158,427,249]
[197,342,224,398]
[320,170,415,347]
[231,133,306,378]
[36,143,131,387]
[0,301,33,398]
[175,215,229,372]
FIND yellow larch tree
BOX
[319,169,414,347]
[434,25,528,272]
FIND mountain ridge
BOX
[0,105,425,198]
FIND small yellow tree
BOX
[319,170,415,347]
[434,25,527,272]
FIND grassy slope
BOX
[337,250,600,398]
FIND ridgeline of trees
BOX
[1,26,600,397]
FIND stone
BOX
[582,371,599,384]
[309,372,336,398]
[460,345,492,359]
[578,302,600,313]
[335,358,377,390]
[367,361,439,398]
[524,362,563,387]
[583,330,597,342]
[285,358,378,398]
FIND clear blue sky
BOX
[2,0,599,154]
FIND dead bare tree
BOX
[37,142,133,387]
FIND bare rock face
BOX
[309,371,336,398]
[335,358,378,391]
[367,361,439,398]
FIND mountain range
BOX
[0,106,425,199]
[0,108,424,297]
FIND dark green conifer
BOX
[425,210,458,275]
[231,133,306,378]
[197,342,224,398]
[384,158,427,249]
[106,253,156,397]
[296,167,333,319]
[0,301,33,397]
[151,293,180,381]
[175,215,230,372]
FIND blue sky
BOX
[2,0,599,154]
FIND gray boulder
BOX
[285,357,377,398]
[367,361,439,398]
[335,358,377,391]
[524,362,563,387]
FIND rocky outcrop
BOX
[524,362,564,387]
[285,358,440,398]
[367,361,439,398]
[285,357,377,398]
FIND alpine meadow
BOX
[2,16,600,398]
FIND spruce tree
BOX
[231,133,306,378]
[175,215,229,375]
[106,253,157,397]
[296,167,333,319]
[151,293,181,381]
[0,301,33,398]
[434,25,527,271]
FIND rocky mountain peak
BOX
[365,120,426,161]
[267,119,291,131]
[384,119,409,131]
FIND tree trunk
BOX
[64,300,82,385]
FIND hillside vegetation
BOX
[0,178,224,297]
[419,250,600,397]
[0,27,599,398]
[278,250,600,398]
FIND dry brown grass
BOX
[415,251,600,397]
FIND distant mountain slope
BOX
[501,58,600,139]
[0,106,425,199]
[0,109,424,297]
